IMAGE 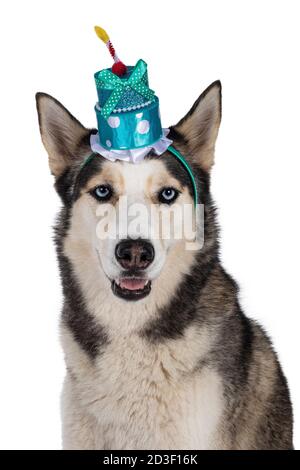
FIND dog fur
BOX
[36,82,293,449]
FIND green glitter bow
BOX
[97,59,155,119]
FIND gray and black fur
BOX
[36,82,293,450]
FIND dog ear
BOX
[36,93,92,177]
[171,81,222,172]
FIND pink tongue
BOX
[119,278,147,291]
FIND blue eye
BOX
[92,185,113,201]
[158,187,179,204]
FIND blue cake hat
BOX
[91,26,172,163]
[82,26,199,204]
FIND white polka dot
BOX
[106,139,112,147]
[137,119,150,134]
[108,116,120,128]
[136,112,143,119]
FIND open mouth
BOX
[111,277,152,301]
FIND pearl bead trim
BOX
[95,100,153,114]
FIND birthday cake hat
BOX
[91,26,172,163]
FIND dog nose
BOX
[115,239,155,270]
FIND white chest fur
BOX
[61,324,224,450]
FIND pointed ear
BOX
[172,81,222,172]
[36,93,92,177]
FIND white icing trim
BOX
[90,129,173,163]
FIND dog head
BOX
[36,82,221,328]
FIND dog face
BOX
[74,157,198,300]
[36,82,221,319]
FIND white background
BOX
[0,0,299,450]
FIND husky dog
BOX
[36,81,293,450]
